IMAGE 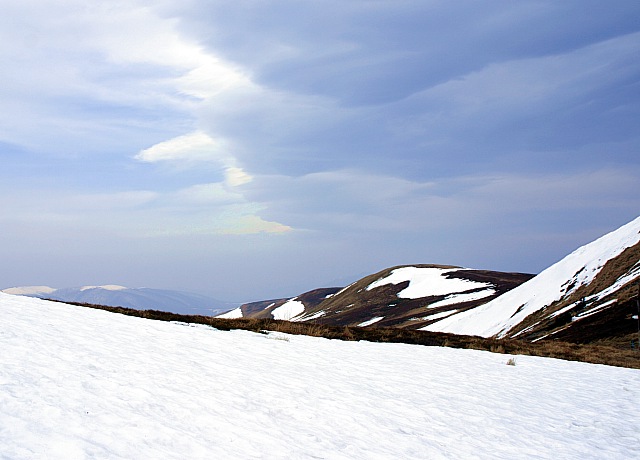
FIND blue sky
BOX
[1,0,639,301]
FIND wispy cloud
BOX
[0,0,252,158]
[0,182,290,239]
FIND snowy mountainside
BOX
[221,266,532,328]
[1,285,232,316]
[422,216,640,340]
[1,291,639,459]
[303,266,532,328]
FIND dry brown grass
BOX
[55,300,640,369]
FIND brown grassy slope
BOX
[237,288,343,319]
[240,299,288,318]
[307,265,533,329]
[54,300,640,369]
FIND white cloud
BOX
[176,56,255,100]
[135,131,254,190]
[225,167,253,187]
[0,0,257,157]
[136,131,231,164]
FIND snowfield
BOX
[1,293,639,459]
[272,298,305,320]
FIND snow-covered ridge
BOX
[2,286,56,295]
[423,216,640,338]
[80,285,127,291]
[366,266,492,299]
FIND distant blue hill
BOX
[1,285,236,316]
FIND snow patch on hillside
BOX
[416,310,459,325]
[294,310,326,322]
[367,267,491,299]
[358,316,384,327]
[217,307,243,319]
[427,288,496,309]
[574,299,618,320]
[423,216,640,337]
[271,299,305,320]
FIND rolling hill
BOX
[220,266,533,326]
[220,215,640,346]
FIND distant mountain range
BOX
[220,216,640,346]
[6,216,639,346]
[1,285,233,316]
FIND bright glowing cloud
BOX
[225,166,253,187]
[136,131,254,190]
[177,56,255,100]
[135,131,231,164]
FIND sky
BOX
[1,0,639,302]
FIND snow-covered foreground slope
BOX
[1,293,639,459]
[423,216,640,337]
